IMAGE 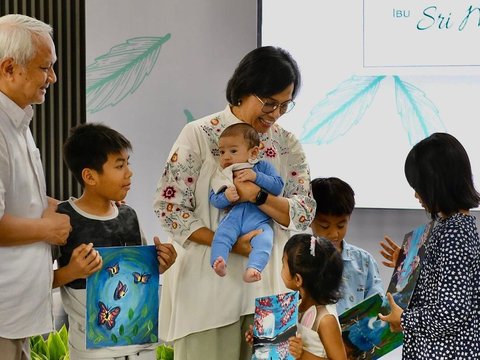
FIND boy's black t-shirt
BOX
[55,200,142,289]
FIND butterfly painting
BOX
[113,281,128,300]
[133,272,151,284]
[106,263,119,277]
[86,245,159,348]
[97,301,121,330]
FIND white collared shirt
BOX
[0,91,54,338]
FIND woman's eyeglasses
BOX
[254,95,295,115]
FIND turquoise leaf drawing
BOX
[184,109,194,123]
[394,76,446,146]
[86,34,171,113]
[300,76,385,144]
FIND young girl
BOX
[246,234,347,359]
[379,132,480,359]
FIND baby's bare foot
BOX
[243,268,261,283]
[213,256,227,277]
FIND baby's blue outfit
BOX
[209,160,284,272]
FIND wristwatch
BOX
[255,189,269,206]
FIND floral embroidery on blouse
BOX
[154,110,316,242]
[154,150,201,237]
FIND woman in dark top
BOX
[380,132,480,360]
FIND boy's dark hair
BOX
[405,132,480,219]
[226,46,301,106]
[220,123,260,149]
[311,177,355,216]
[63,123,132,186]
[284,234,343,305]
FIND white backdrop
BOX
[262,0,480,209]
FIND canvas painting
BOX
[387,221,434,309]
[86,245,159,349]
[252,291,298,360]
[339,222,434,359]
[340,293,401,360]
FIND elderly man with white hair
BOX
[0,14,71,359]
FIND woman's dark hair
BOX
[311,177,355,216]
[226,46,301,105]
[405,132,480,219]
[63,123,132,186]
[284,234,343,305]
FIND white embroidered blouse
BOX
[154,105,315,341]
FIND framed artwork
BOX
[252,291,299,360]
[86,245,159,348]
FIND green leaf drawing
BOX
[128,308,134,320]
[119,324,125,336]
[86,34,171,113]
[184,109,194,123]
[150,333,158,343]
[132,324,139,336]
[147,320,153,331]
[111,333,118,343]
[141,304,149,318]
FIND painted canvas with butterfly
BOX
[339,221,434,359]
[252,291,298,360]
[86,245,159,349]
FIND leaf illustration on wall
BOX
[86,34,171,113]
[183,109,194,123]
[300,76,385,145]
[394,76,446,146]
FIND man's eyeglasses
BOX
[254,95,295,115]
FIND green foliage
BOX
[30,324,69,360]
[156,344,174,360]
[30,325,172,360]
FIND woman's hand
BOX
[233,177,259,203]
[231,229,262,257]
[154,236,177,274]
[288,334,303,359]
[378,292,404,332]
[234,169,256,183]
[380,235,401,268]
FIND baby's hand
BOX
[288,334,303,359]
[69,243,103,279]
[245,325,254,346]
[225,186,239,203]
[234,169,256,183]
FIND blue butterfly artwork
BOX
[113,281,128,300]
[86,245,159,349]
[132,272,151,284]
[106,263,119,277]
[97,301,121,330]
